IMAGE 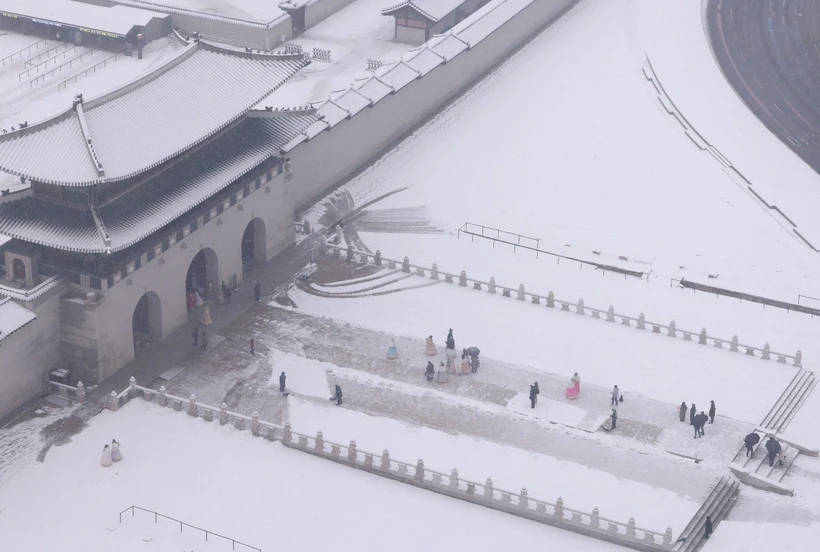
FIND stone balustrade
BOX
[321,242,802,367]
[48,380,86,403]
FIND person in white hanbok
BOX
[425,336,437,356]
[436,362,449,383]
[200,304,213,326]
[101,445,113,467]
[111,439,122,462]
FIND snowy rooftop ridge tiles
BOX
[0,41,309,187]
[0,297,37,342]
[111,0,286,28]
[283,0,530,152]
[381,0,469,22]
[0,0,167,36]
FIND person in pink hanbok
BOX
[566,372,581,400]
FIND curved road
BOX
[706,0,820,174]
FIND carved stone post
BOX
[315,431,324,453]
[576,298,585,315]
[219,403,228,425]
[730,335,739,352]
[76,381,86,402]
[374,250,382,266]
[346,244,353,262]
[484,478,494,499]
[519,487,528,509]
[667,321,676,337]
[187,394,197,416]
[627,517,636,539]
[251,412,259,436]
[794,350,803,367]
[402,257,410,273]
[546,291,555,308]
[283,422,292,443]
[129,376,137,399]
[459,270,467,287]
[381,449,390,471]
[158,386,167,407]
[762,342,771,360]
[108,391,119,412]
[488,277,496,294]
[637,313,646,329]
[591,507,600,529]
[663,527,673,548]
[450,468,459,489]
[430,263,439,280]
[347,440,357,461]
[414,459,425,481]
[517,284,525,300]
[554,497,564,521]
[334,224,342,244]
[606,306,615,322]
[698,328,708,345]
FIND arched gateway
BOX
[132,291,161,354]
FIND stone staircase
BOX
[302,267,440,298]
[728,368,818,495]
[674,476,739,552]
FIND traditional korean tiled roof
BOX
[0,297,37,342]
[0,0,168,36]
[0,41,308,187]
[0,112,318,254]
[381,0,467,22]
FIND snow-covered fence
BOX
[320,242,802,366]
[280,424,673,551]
[47,381,86,403]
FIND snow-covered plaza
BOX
[2,0,820,550]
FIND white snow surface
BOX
[0,400,627,552]
[121,0,285,21]
[705,521,820,552]
[269,348,333,398]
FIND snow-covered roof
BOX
[0,0,168,36]
[0,41,308,187]
[0,113,318,254]
[0,297,36,342]
[381,0,467,22]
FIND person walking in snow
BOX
[609,408,617,431]
[610,385,620,406]
[689,403,696,425]
[765,437,781,467]
[192,326,199,347]
[744,432,760,456]
[709,400,716,424]
[445,329,455,352]
[425,361,435,382]
[111,439,122,462]
[101,445,113,467]
[704,515,713,540]
[529,385,537,409]
[425,336,437,356]
[250,338,255,355]
[334,384,343,406]
[679,402,687,422]
[254,282,261,302]
[694,412,707,438]
[279,371,286,393]
[387,339,398,360]
[200,331,208,351]
[533,381,540,404]
[463,346,480,373]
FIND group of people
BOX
[100,439,123,467]
[744,432,784,467]
[679,400,716,439]
[419,330,482,383]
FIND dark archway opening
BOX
[241,218,267,274]
[132,291,162,354]
[186,248,219,305]
[12,258,26,281]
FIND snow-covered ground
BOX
[0,32,185,128]
[258,0,411,106]
[119,0,285,21]
[0,399,627,552]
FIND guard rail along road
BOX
[51,377,674,551]
[319,233,802,368]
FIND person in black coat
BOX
[335,384,343,405]
[744,432,760,456]
[533,382,540,404]
[610,408,617,431]
[765,437,782,467]
[254,282,262,302]
[704,515,713,540]
[679,402,687,422]
[279,371,286,393]
[698,412,708,436]
[425,361,435,382]
[689,403,696,425]
[529,385,537,409]
[709,400,716,424]
[445,329,455,351]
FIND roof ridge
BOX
[74,99,106,178]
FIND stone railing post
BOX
[315,431,324,453]
[696,328,706,344]
[251,412,259,436]
[591,507,600,529]
[401,257,410,273]
[663,527,673,548]
[554,497,564,521]
[76,381,86,402]
[519,487,528,509]
[108,391,119,412]
[667,321,676,337]
[516,284,525,300]
[283,422,292,443]
[381,449,390,471]
[187,394,197,416]
[348,440,357,462]
[414,459,425,481]
[128,376,137,399]
[576,298,585,315]
[484,478,494,499]
[374,250,382,266]
[459,270,467,287]
[730,335,739,352]
[334,224,342,244]
[346,244,353,262]
[794,350,802,367]
[219,403,228,425]
[762,342,771,360]
[487,277,496,294]
[158,386,167,407]
[430,263,439,280]
[606,306,615,322]
[626,517,636,539]
[546,291,555,308]
[450,468,459,489]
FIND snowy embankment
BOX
[0,400,626,552]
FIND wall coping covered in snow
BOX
[0,274,65,303]
[320,238,804,367]
[87,377,673,551]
